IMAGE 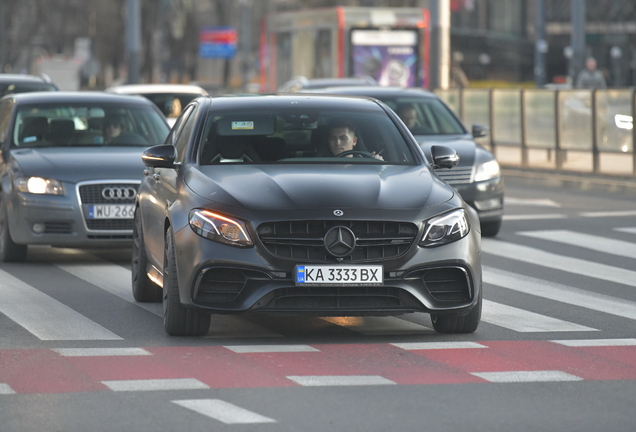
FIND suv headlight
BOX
[189,209,253,247]
[420,209,470,247]
[16,177,64,195]
[474,159,500,182]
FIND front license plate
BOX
[87,204,135,219]
[295,265,383,286]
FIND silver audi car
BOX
[0,92,170,262]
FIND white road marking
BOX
[482,239,636,287]
[320,316,434,335]
[391,342,487,350]
[482,300,597,332]
[471,371,583,383]
[0,269,122,341]
[0,383,16,394]
[580,210,636,218]
[58,263,162,317]
[615,227,636,235]
[517,230,636,259]
[503,214,568,221]
[224,345,319,353]
[173,399,276,424]
[505,198,561,207]
[287,375,396,387]
[551,338,636,347]
[484,266,636,321]
[102,378,209,392]
[52,348,151,357]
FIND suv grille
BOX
[435,166,474,185]
[257,220,418,263]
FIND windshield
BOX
[198,108,417,165]
[0,82,58,97]
[140,93,202,119]
[12,103,170,148]
[380,96,467,135]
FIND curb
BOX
[501,168,636,196]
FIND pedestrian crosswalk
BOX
[0,226,635,342]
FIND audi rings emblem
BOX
[324,226,356,257]
[333,209,344,217]
[102,186,137,200]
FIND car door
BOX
[142,103,197,265]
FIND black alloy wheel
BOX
[131,208,162,302]
[431,288,482,334]
[163,226,211,336]
[0,194,28,263]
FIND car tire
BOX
[0,194,28,263]
[431,289,482,334]
[163,226,211,336]
[131,208,162,302]
[480,219,502,237]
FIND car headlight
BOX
[474,159,500,182]
[188,209,253,247]
[420,209,470,247]
[16,177,64,195]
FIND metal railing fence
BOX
[435,88,636,177]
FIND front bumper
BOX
[172,218,482,317]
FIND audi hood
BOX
[186,164,454,211]
[9,147,147,182]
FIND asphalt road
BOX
[2,174,636,432]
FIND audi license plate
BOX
[295,265,383,286]
[87,204,135,219]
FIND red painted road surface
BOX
[2,341,636,394]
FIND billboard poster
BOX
[351,29,419,88]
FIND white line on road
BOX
[505,198,561,207]
[580,210,636,218]
[483,266,636,321]
[482,239,636,287]
[53,348,151,357]
[173,399,276,424]
[0,269,122,341]
[482,300,597,332]
[0,383,16,394]
[224,345,319,353]
[503,214,568,221]
[287,375,396,387]
[517,230,636,259]
[551,338,636,347]
[471,370,583,383]
[102,378,209,392]
[391,342,488,350]
[615,227,636,235]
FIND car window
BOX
[383,97,466,135]
[174,105,198,163]
[198,108,417,165]
[11,103,169,148]
[0,99,14,142]
[0,82,58,98]
[141,93,201,119]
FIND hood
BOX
[414,134,477,167]
[10,147,146,182]
[186,164,453,210]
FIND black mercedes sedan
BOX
[303,86,504,237]
[134,94,482,336]
[0,92,170,262]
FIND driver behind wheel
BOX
[326,119,383,160]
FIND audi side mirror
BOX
[142,145,176,168]
[472,124,489,138]
[431,145,459,169]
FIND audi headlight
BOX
[189,209,253,247]
[474,159,500,182]
[16,177,64,195]
[420,209,470,247]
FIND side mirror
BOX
[142,145,176,168]
[472,124,489,138]
[431,145,459,169]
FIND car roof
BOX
[206,93,385,111]
[304,86,438,99]
[106,84,209,95]
[6,91,158,105]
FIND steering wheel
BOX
[336,150,376,159]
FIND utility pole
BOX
[534,0,547,87]
[428,0,450,90]
[126,0,141,84]
[570,0,586,85]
